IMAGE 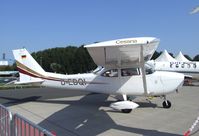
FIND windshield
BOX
[93,66,104,74]
[102,69,118,77]
[145,63,154,74]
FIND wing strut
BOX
[140,45,148,95]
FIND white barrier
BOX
[0,104,55,136]
[184,116,199,136]
[0,104,12,136]
[13,113,54,136]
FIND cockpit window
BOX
[145,67,154,74]
[145,63,154,75]
[102,69,118,77]
[121,68,139,76]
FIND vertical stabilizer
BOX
[12,48,45,84]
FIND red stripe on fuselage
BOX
[17,66,39,78]
[17,66,61,81]
[17,66,108,85]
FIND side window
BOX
[121,68,139,77]
[102,69,118,77]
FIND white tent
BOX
[155,50,177,62]
[175,51,190,62]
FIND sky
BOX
[0,0,199,62]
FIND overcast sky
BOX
[0,0,198,61]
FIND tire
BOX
[162,100,171,108]
[121,109,132,113]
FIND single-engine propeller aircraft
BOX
[13,37,184,113]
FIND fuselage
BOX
[41,67,184,96]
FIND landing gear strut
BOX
[162,96,171,108]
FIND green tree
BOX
[169,53,174,58]
[0,64,16,71]
[73,45,96,73]
[50,63,62,73]
[193,55,199,61]
[184,55,192,61]
[31,45,96,74]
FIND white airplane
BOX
[13,37,184,113]
[146,50,199,81]
[147,60,199,79]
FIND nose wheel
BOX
[162,96,171,108]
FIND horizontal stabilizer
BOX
[15,72,44,85]
[14,79,44,85]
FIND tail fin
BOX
[12,48,45,85]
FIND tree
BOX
[50,63,62,73]
[193,55,199,61]
[0,64,16,71]
[169,53,174,58]
[31,45,96,74]
[73,45,96,73]
[184,55,192,61]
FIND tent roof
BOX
[175,51,190,62]
[155,50,177,62]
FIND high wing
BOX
[84,37,160,68]
[85,37,160,95]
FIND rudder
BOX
[13,48,45,84]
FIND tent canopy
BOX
[155,50,177,62]
[175,51,190,62]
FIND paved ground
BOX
[0,86,199,136]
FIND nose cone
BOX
[160,72,184,94]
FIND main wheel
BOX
[121,109,132,113]
[162,100,171,108]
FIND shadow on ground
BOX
[37,93,180,136]
[0,88,181,136]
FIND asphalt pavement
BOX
[0,86,198,136]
